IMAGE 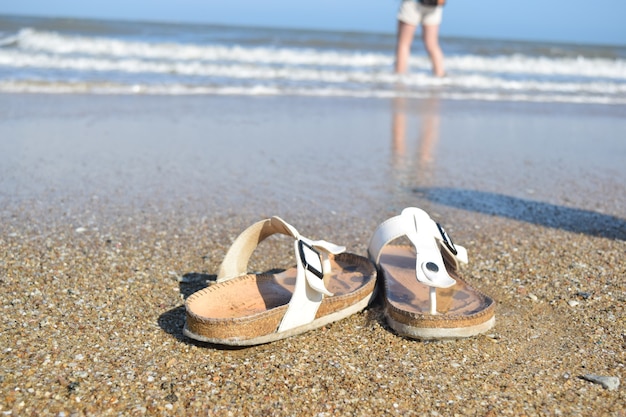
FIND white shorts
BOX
[397,0,443,26]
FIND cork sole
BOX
[184,253,376,346]
[379,245,495,340]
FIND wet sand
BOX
[1,94,625,415]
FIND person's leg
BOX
[395,20,417,74]
[422,24,445,77]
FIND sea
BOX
[1,14,625,105]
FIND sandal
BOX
[184,216,377,346]
[368,207,495,340]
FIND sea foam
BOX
[1,26,624,104]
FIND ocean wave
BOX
[7,28,389,67]
[0,27,625,104]
[1,49,624,96]
[1,80,624,105]
[4,28,626,79]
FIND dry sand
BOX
[1,94,624,415]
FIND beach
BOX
[1,92,625,415]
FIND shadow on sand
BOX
[414,187,626,241]
[156,273,240,349]
[157,271,294,350]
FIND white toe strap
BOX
[368,208,468,314]
[216,216,346,333]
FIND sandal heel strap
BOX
[217,216,297,282]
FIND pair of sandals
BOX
[184,207,495,346]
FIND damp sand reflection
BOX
[391,96,441,189]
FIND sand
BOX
[1,94,625,416]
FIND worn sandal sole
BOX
[380,245,495,340]
[184,253,376,346]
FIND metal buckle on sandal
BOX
[436,223,458,256]
[298,240,324,279]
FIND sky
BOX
[0,0,625,46]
